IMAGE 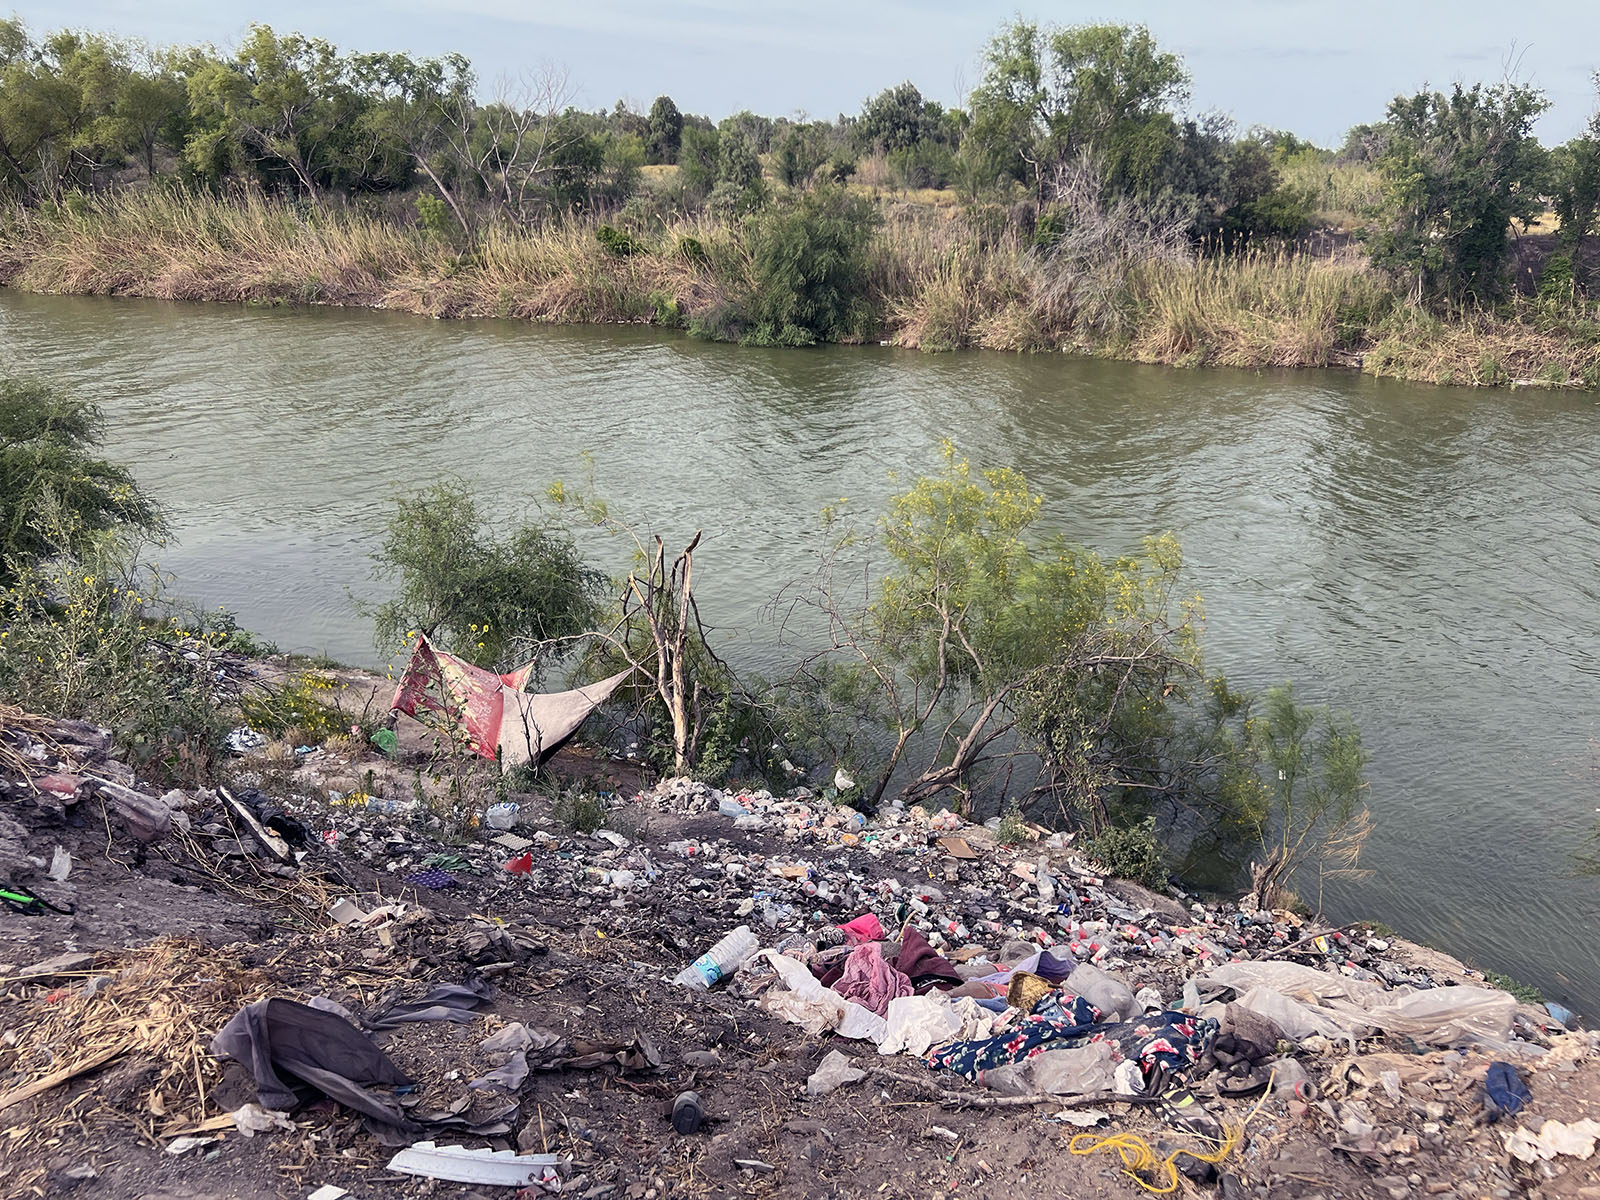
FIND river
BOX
[2,290,1597,1013]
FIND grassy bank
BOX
[4,188,1599,387]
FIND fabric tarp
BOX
[390,634,631,770]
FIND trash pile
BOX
[3,702,1599,1199]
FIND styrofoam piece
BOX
[385,1140,561,1186]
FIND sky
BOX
[14,1,1600,146]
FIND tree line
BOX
[2,16,1599,303]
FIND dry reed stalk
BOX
[0,938,275,1152]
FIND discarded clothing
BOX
[879,994,966,1057]
[212,998,417,1142]
[929,1009,1216,1085]
[834,943,914,1018]
[838,913,885,944]
[893,926,962,993]
[367,980,494,1030]
[1484,1061,1532,1122]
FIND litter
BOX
[806,1049,868,1097]
[1483,1061,1531,1121]
[386,1140,563,1185]
[1503,1118,1600,1162]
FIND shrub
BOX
[734,186,881,346]
[240,670,347,741]
[0,510,228,784]
[595,224,644,257]
[0,375,165,586]
[370,480,607,672]
[1085,816,1165,887]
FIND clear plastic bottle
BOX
[674,925,759,990]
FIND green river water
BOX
[2,290,1596,1012]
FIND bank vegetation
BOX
[3,16,1600,387]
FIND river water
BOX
[3,291,1597,1011]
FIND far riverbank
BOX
[5,189,1599,390]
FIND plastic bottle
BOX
[674,925,759,990]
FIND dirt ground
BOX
[3,716,1599,1200]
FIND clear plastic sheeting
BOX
[1204,960,1519,1051]
[755,950,887,1043]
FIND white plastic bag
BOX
[756,951,886,1043]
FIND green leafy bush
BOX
[595,224,644,257]
[1085,816,1165,886]
[240,670,347,741]
[0,375,165,586]
[0,509,227,784]
[724,185,881,346]
[370,480,607,671]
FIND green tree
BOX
[710,127,765,214]
[968,20,1189,202]
[857,81,939,152]
[645,94,682,164]
[1244,683,1372,912]
[791,444,1203,812]
[677,124,719,198]
[0,24,139,200]
[774,121,829,188]
[184,25,370,199]
[351,49,476,234]
[1365,81,1549,302]
[0,375,165,585]
[1551,76,1600,249]
[370,481,606,672]
[109,49,188,178]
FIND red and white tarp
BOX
[390,634,631,770]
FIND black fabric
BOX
[211,998,418,1142]
[365,978,494,1030]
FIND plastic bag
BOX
[756,951,886,1043]
[1363,985,1516,1047]
[1031,1041,1118,1096]
[1231,985,1371,1047]
[1204,960,1385,1004]
[1065,963,1136,1022]
[806,1049,867,1097]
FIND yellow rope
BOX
[1068,1123,1243,1195]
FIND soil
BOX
[3,716,1599,1200]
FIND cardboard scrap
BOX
[938,836,977,860]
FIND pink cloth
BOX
[834,943,914,1017]
[838,913,885,945]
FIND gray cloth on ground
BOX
[211,998,418,1142]
[365,979,494,1030]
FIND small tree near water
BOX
[0,376,165,586]
[369,481,606,673]
[699,185,879,346]
[1244,682,1373,912]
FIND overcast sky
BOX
[14,1,1600,146]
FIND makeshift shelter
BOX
[390,635,631,770]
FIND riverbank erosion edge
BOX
[5,189,1600,389]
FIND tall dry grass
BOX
[1123,248,1389,369]
[1,187,1594,388]
[0,188,735,324]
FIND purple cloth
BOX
[973,947,1080,991]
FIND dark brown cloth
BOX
[893,925,963,993]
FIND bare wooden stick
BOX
[0,1046,124,1114]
